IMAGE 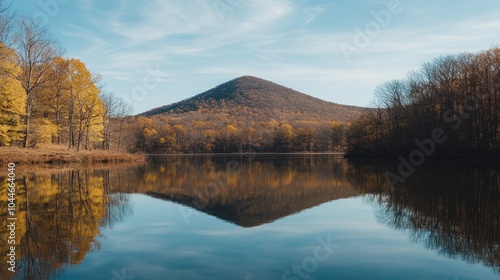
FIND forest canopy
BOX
[346,46,500,158]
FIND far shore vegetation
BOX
[346,46,500,158]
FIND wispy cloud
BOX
[302,5,332,26]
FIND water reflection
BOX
[144,155,358,227]
[0,170,132,280]
[362,160,500,273]
[0,156,499,279]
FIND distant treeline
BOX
[126,115,346,153]
[346,46,500,157]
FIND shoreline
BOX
[344,153,500,160]
[0,146,146,165]
[145,152,345,156]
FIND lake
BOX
[1,155,499,279]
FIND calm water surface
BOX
[1,155,499,279]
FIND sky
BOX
[12,0,500,113]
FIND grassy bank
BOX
[0,144,146,165]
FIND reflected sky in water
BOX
[61,195,495,280]
[0,155,498,280]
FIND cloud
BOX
[85,0,294,43]
[302,5,332,26]
[60,0,296,83]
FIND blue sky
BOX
[13,0,500,113]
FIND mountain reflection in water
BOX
[0,155,499,279]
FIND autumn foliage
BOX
[0,43,24,146]
[0,5,130,152]
[130,76,364,153]
[346,46,500,157]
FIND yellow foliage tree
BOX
[34,57,71,144]
[66,59,105,151]
[0,44,25,146]
[29,57,105,150]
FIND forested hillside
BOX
[346,46,500,157]
[126,76,365,154]
[143,75,362,122]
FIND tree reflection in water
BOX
[0,169,132,280]
[0,156,499,278]
[352,160,500,274]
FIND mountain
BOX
[141,76,365,123]
[128,76,368,153]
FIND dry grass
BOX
[0,144,146,165]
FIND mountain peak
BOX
[141,76,365,123]
[230,75,271,84]
[216,75,272,88]
[233,75,261,81]
[216,75,283,94]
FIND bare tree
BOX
[13,16,62,147]
[101,92,132,151]
[0,0,15,44]
[100,92,119,150]
[114,100,133,152]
